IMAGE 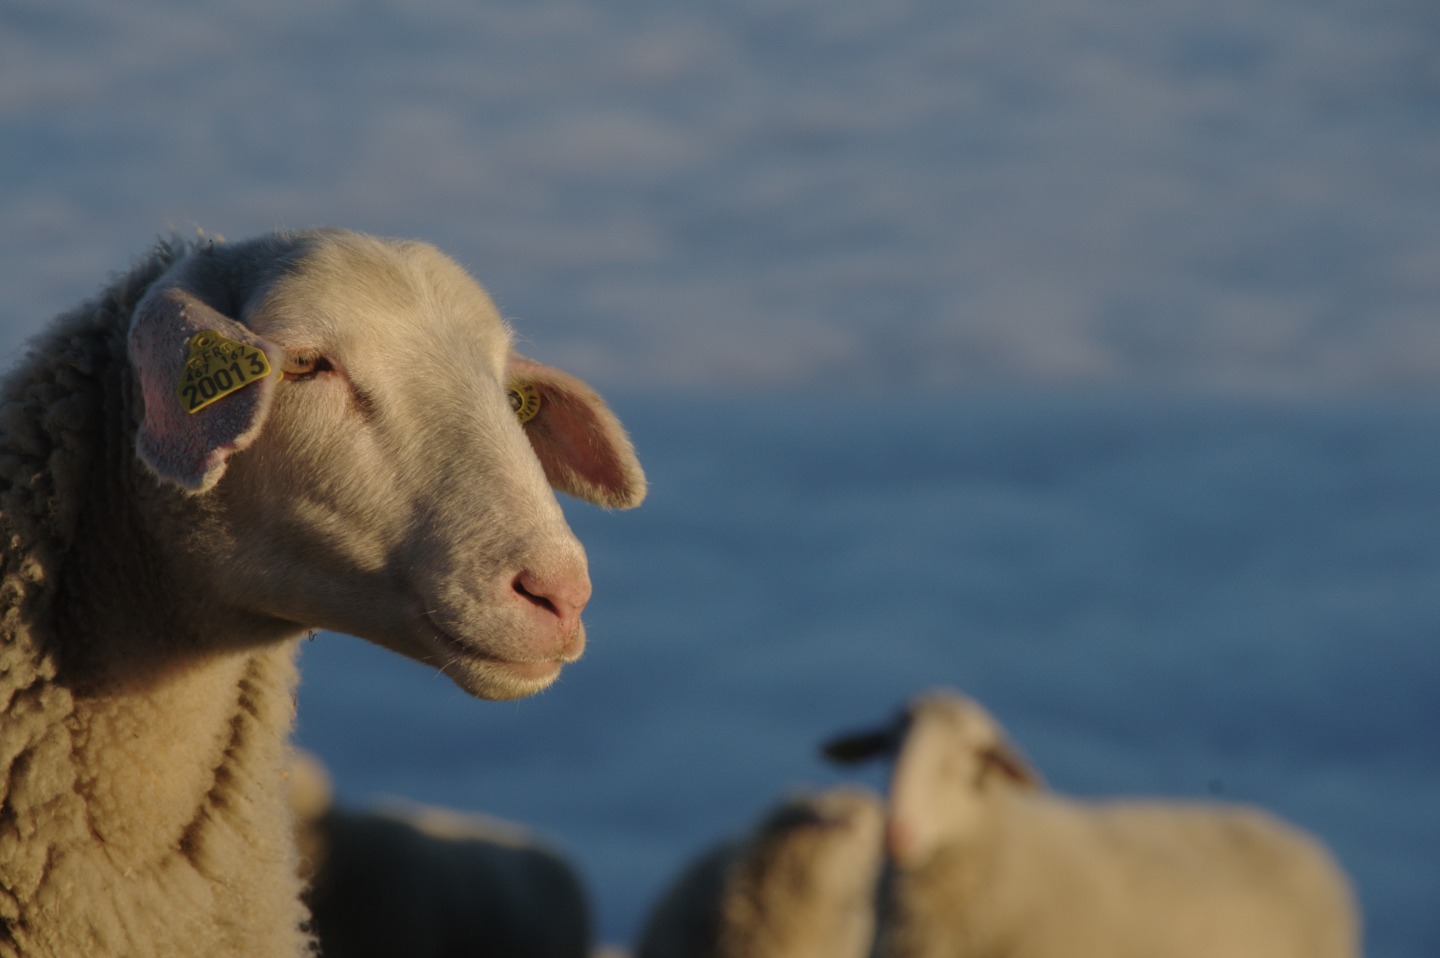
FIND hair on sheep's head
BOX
[898,692,1047,865]
[119,229,649,703]
[901,691,1045,792]
[716,787,886,958]
[751,787,885,843]
[125,233,647,508]
[823,690,1043,791]
[823,690,1046,867]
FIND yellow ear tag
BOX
[178,330,273,414]
[507,382,542,424]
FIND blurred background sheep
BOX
[291,751,592,958]
[825,689,1361,958]
[637,787,884,958]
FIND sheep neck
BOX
[0,242,311,957]
[882,790,1040,958]
[883,842,995,958]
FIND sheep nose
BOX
[512,567,591,638]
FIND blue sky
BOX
[4,0,1440,395]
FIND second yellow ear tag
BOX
[507,382,542,423]
[178,330,273,414]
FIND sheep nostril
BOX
[512,576,558,616]
[511,569,590,625]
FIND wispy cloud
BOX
[3,0,1438,395]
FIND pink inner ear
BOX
[510,356,646,509]
[129,286,279,493]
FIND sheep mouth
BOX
[418,612,567,690]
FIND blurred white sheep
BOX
[823,689,1361,958]
[637,787,885,958]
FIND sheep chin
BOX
[447,657,566,702]
[416,610,577,700]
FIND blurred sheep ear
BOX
[980,736,1045,791]
[508,355,646,509]
[821,723,903,765]
[128,285,279,494]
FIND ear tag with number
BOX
[507,381,542,424]
[178,330,273,414]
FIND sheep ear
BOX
[980,737,1045,791]
[128,285,280,494]
[821,724,902,765]
[508,355,646,509]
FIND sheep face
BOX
[746,788,885,903]
[822,690,1042,869]
[721,788,885,958]
[888,695,1041,867]
[128,230,645,701]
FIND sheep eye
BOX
[282,353,331,381]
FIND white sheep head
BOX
[822,690,1044,868]
[123,229,646,701]
[719,787,885,958]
